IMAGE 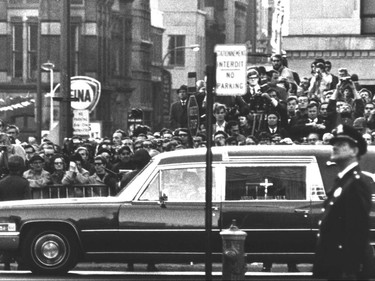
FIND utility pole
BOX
[36,2,42,142]
[59,0,72,145]
[205,65,215,281]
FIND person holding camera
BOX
[327,76,364,128]
[235,69,271,135]
[308,60,332,100]
[239,68,267,113]
[61,153,90,186]
[324,60,339,90]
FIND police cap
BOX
[247,69,259,79]
[330,124,367,156]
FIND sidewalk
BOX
[73,262,313,272]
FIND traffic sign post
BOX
[205,45,247,280]
[187,72,197,94]
[187,95,199,137]
[214,44,247,96]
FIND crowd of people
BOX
[0,54,374,202]
[170,54,375,149]
[0,54,373,274]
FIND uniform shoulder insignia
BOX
[361,171,375,181]
[333,187,342,198]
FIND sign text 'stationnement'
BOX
[214,45,247,96]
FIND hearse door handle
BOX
[212,206,219,211]
[294,209,310,217]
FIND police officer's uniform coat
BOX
[313,164,373,279]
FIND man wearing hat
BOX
[22,154,51,198]
[177,128,192,148]
[213,131,228,147]
[170,85,188,130]
[313,124,373,280]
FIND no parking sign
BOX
[214,45,247,96]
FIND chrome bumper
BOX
[0,232,19,250]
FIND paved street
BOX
[2,262,375,281]
[0,262,317,280]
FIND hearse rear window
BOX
[225,166,306,200]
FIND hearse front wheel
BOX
[22,227,78,275]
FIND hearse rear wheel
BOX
[23,227,78,275]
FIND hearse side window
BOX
[161,168,207,202]
[139,167,218,202]
[225,166,306,200]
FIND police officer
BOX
[313,124,373,280]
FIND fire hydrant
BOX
[220,219,247,280]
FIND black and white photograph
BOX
[0,1,374,280]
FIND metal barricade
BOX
[31,184,111,199]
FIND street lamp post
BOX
[41,61,55,131]
[162,44,200,66]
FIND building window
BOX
[70,24,80,76]
[216,0,225,10]
[12,21,38,80]
[205,0,214,7]
[111,17,123,76]
[12,23,23,79]
[361,0,375,34]
[28,23,38,80]
[71,0,84,6]
[111,35,121,76]
[8,0,39,4]
[167,35,185,66]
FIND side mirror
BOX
[159,193,168,208]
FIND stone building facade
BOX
[0,0,160,141]
[283,0,375,89]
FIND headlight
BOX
[0,223,16,232]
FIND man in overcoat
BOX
[313,124,373,280]
[169,85,188,130]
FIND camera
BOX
[339,76,352,82]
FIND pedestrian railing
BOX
[31,184,111,199]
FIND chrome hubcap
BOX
[34,234,67,267]
[41,241,59,259]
